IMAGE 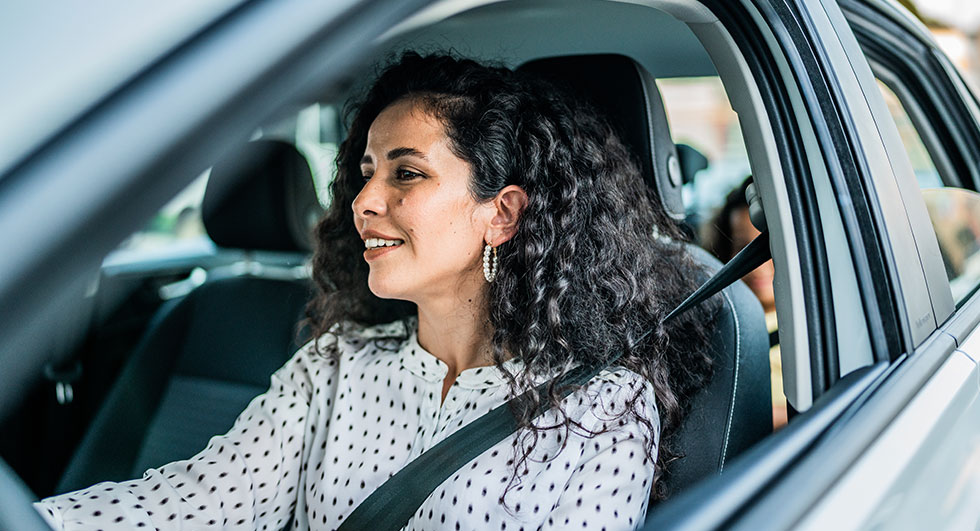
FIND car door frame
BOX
[784,4,980,526]
[648,0,963,527]
[728,0,979,528]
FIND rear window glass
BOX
[658,76,750,223]
[107,103,342,263]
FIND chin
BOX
[366,275,410,302]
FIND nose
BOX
[352,175,387,220]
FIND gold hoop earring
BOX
[483,243,498,283]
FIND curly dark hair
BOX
[306,51,715,501]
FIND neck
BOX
[416,288,492,379]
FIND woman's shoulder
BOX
[571,366,660,434]
[590,366,657,406]
[301,318,414,357]
[275,318,414,395]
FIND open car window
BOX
[659,76,751,222]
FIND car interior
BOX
[54,140,320,494]
[2,0,917,523]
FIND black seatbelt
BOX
[769,329,780,348]
[338,232,771,531]
[663,231,770,322]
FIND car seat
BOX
[56,140,321,493]
[519,55,772,493]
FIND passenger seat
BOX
[56,140,322,494]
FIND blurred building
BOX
[906,0,980,94]
[931,28,980,95]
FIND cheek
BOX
[420,195,482,234]
[394,184,486,258]
[431,207,479,254]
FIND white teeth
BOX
[364,238,404,249]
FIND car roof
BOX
[377,0,717,79]
[0,0,245,176]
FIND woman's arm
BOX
[539,430,655,530]
[540,372,659,531]
[35,340,333,531]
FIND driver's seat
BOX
[519,55,772,493]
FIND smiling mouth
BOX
[363,238,404,250]
[363,238,404,261]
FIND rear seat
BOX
[56,140,322,493]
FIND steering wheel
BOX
[0,457,54,530]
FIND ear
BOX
[485,185,528,246]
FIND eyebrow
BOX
[360,147,427,165]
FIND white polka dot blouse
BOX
[36,318,659,530]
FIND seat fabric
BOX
[669,246,771,492]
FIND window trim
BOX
[841,0,980,190]
[872,66,959,189]
[837,0,959,335]
[817,0,952,351]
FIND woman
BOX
[37,52,713,530]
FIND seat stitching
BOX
[719,289,740,472]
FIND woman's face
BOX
[352,99,494,305]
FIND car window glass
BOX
[922,187,980,305]
[874,77,980,305]
[875,79,943,188]
[658,76,751,227]
[258,102,342,207]
[108,170,210,263]
[107,103,341,263]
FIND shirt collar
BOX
[399,329,448,383]
[397,318,525,389]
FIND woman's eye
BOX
[361,173,373,183]
[396,169,423,181]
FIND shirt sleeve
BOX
[540,371,659,531]
[35,339,334,531]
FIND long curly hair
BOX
[306,51,715,500]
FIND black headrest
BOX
[519,54,685,221]
[202,140,323,252]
